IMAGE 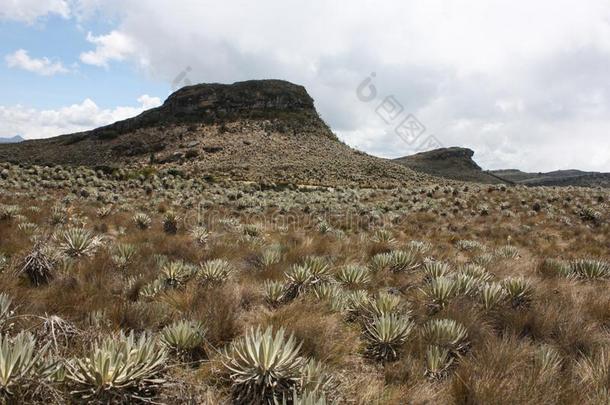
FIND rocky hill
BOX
[0,135,23,144]
[0,80,430,188]
[394,147,509,184]
[492,169,610,188]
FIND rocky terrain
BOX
[0,80,428,188]
[396,147,610,188]
[492,169,610,188]
[394,147,509,184]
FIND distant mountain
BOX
[0,80,430,188]
[0,135,23,144]
[394,147,510,184]
[394,147,609,188]
[491,169,610,188]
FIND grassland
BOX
[0,162,608,404]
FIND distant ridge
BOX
[492,169,610,188]
[394,146,609,188]
[0,135,24,144]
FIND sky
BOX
[1,0,609,172]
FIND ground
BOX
[0,162,608,404]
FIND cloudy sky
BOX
[1,0,609,171]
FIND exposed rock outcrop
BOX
[0,80,430,188]
[394,147,509,184]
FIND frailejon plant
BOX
[0,205,19,221]
[57,227,103,258]
[110,243,138,270]
[479,282,506,310]
[540,258,573,278]
[422,261,451,282]
[336,265,371,287]
[0,254,6,272]
[161,320,206,359]
[282,388,329,405]
[407,240,432,254]
[132,213,152,230]
[363,314,415,362]
[388,250,420,273]
[424,345,453,380]
[369,252,393,272]
[139,279,165,300]
[160,260,194,288]
[96,205,113,218]
[189,226,210,245]
[363,292,405,319]
[473,253,495,267]
[570,259,609,280]
[0,332,53,397]
[162,211,180,235]
[284,265,314,301]
[300,359,333,394]
[421,319,469,354]
[198,259,234,285]
[501,277,533,307]
[260,245,283,268]
[0,294,14,333]
[17,244,55,286]
[343,289,372,321]
[370,229,396,246]
[67,331,167,401]
[421,277,456,310]
[495,245,519,259]
[311,284,345,312]
[223,326,304,404]
[453,273,480,297]
[263,280,285,307]
[301,256,332,283]
[459,264,493,283]
[456,240,485,252]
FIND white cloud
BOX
[80,30,137,67]
[4,0,606,171]
[0,95,161,139]
[5,49,69,76]
[65,0,610,171]
[0,0,70,23]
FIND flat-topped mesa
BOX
[91,80,319,138]
[407,147,481,170]
[394,147,509,184]
[0,79,430,187]
[165,80,315,116]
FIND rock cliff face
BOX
[164,80,315,117]
[0,80,428,187]
[394,147,509,184]
[90,80,318,140]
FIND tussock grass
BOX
[0,164,607,403]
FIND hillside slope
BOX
[492,169,610,188]
[0,80,429,187]
[394,147,509,184]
